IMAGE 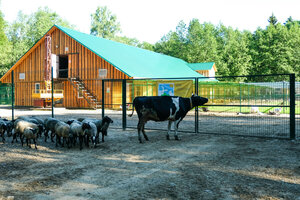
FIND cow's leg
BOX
[166,121,172,140]
[101,133,105,142]
[141,123,149,141]
[137,120,144,143]
[174,119,181,140]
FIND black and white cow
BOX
[128,94,208,143]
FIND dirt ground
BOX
[0,106,299,199]
[0,127,300,200]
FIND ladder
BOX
[69,77,101,109]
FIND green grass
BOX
[201,103,300,115]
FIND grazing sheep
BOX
[0,120,7,143]
[70,121,91,150]
[65,119,78,125]
[82,121,98,148]
[0,118,14,138]
[30,116,44,125]
[82,116,113,143]
[44,117,60,142]
[17,116,44,138]
[70,121,83,147]
[21,127,38,149]
[54,121,72,148]
[4,120,14,137]
[12,119,39,144]
[77,118,85,122]
[99,116,114,142]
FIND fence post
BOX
[102,80,105,119]
[11,70,14,121]
[122,79,127,130]
[51,65,54,118]
[239,83,242,113]
[195,78,199,133]
[283,81,285,113]
[289,74,296,139]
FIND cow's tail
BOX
[128,99,135,117]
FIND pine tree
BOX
[0,10,12,77]
[268,13,278,25]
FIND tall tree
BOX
[6,7,73,65]
[216,25,251,81]
[186,20,219,64]
[154,21,188,59]
[268,13,278,25]
[0,9,12,77]
[90,6,121,39]
[6,11,30,64]
[27,7,73,45]
[249,23,297,81]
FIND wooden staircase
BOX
[69,77,101,109]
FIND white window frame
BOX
[35,83,40,94]
[19,73,25,80]
[98,69,107,78]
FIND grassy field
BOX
[200,101,300,115]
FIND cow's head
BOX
[191,94,208,107]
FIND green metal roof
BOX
[188,62,215,71]
[56,25,206,79]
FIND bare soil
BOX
[0,106,299,199]
[0,127,300,200]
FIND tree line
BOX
[0,6,299,81]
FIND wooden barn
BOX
[0,25,206,109]
[188,62,217,79]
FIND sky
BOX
[1,0,300,44]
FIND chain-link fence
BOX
[0,83,12,105]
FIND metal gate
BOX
[102,74,298,139]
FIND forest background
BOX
[0,6,299,81]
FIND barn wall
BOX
[196,70,209,77]
[1,27,130,108]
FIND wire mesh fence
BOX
[197,76,294,138]
[102,74,299,139]
[0,70,299,139]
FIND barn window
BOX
[35,83,40,94]
[19,73,25,80]
[98,69,107,78]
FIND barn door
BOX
[51,54,59,79]
[58,55,68,78]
